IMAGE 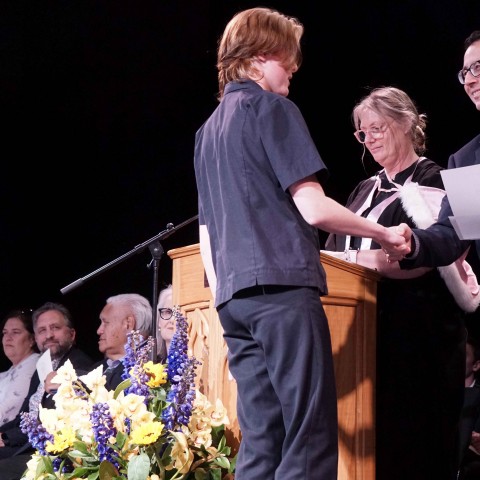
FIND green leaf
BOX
[127,453,150,480]
[71,466,98,477]
[98,460,119,480]
[32,456,50,478]
[69,449,97,462]
[116,431,128,449]
[210,468,222,480]
[113,378,131,398]
[72,440,90,454]
[228,455,237,473]
[213,457,230,469]
[194,468,208,480]
[217,436,226,451]
[38,455,54,474]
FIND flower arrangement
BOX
[19,308,236,480]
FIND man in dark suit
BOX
[0,302,94,478]
[391,30,480,269]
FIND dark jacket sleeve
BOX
[400,189,471,269]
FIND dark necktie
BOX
[104,359,121,376]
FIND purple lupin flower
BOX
[162,309,200,430]
[20,411,54,455]
[90,402,119,468]
[123,332,155,401]
[52,456,73,474]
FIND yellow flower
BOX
[116,391,146,416]
[185,425,212,448]
[166,431,194,474]
[107,392,156,433]
[19,329,235,480]
[207,398,230,427]
[130,421,164,445]
[144,361,167,387]
[45,427,76,453]
[79,365,113,402]
[193,390,209,410]
[189,412,211,432]
[192,390,229,427]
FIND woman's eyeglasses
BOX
[353,125,388,144]
[458,60,480,85]
[158,308,173,320]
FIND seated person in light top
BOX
[0,309,39,427]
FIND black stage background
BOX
[1,0,479,367]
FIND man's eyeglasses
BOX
[458,60,480,85]
[158,308,173,320]
[353,125,388,144]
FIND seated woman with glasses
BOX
[0,309,39,428]
[323,86,479,480]
[157,284,175,362]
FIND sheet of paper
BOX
[440,164,480,239]
[36,348,53,383]
[449,215,480,240]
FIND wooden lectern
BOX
[168,244,380,480]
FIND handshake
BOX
[380,223,413,262]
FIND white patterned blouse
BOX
[0,352,40,426]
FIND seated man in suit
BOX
[0,302,94,478]
[0,294,152,480]
[94,293,153,390]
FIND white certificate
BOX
[36,348,53,383]
[441,164,480,240]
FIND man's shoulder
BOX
[61,347,95,372]
[451,133,480,164]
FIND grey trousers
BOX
[218,285,338,480]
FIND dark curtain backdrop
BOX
[1,0,479,367]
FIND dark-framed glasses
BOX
[158,307,173,320]
[353,125,388,144]
[458,60,480,84]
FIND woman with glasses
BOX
[0,309,39,427]
[324,86,477,480]
[157,284,174,362]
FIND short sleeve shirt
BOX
[194,80,329,306]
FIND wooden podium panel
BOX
[168,244,380,480]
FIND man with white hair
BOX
[95,293,153,389]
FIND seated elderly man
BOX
[94,292,153,389]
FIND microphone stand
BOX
[60,214,199,360]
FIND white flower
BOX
[51,360,78,384]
